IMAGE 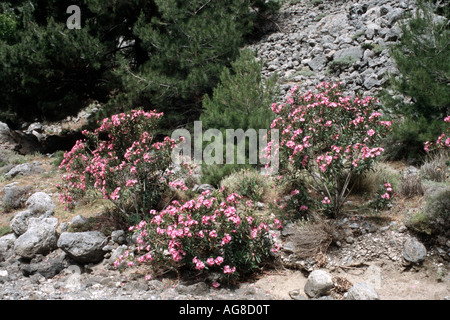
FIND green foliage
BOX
[200,162,253,188]
[407,187,450,237]
[383,116,445,163]
[388,1,450,119]
[0,11,17,43]
[201,48,278,132]
[382,0,450,162]
[198,49,278,185]
[326,56,358,75]
[0,1,115,125]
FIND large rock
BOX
[304,270,334,298]
[308,54,328,71]
[345,282,379,300]
[333,46,364,61]
[316,13,350,37]
[0,233,17,261]
[14,217,59,259]
[403,238,427,264]
[2,183,32,210]
[21,249,68,279]
[25,192,56,215]
[10,192,55,236]
[10,210,37,236]
[57,231,108,264]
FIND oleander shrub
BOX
[267,82,392,218]
[57,109,190,219]
[115,191,283,284]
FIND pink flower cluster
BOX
[424,116,450,152]
[267,82,392,217]
[57,109,184,215]
[116,191,283,280]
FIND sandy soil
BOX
[254,259,450,300]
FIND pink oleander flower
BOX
[209,230,218,238]
[223,265,236,274]
[206,258,215,266]
[221,233,232,246]
[215,256,224,266]
[381,193,390,199]
[322,197,331,204]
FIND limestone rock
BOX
[14,217,59,259]
[57,231,108,264]
[345,282,379,300]
[304,270,334,298]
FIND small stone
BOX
[403,238,427,264]
[304,270,334,298]
[345,282,379,300]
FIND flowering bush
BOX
[267,82,392,218]
[114,190,282,283]
[424,116,450,153]
[58,109,188,217]
[370,181,395,211]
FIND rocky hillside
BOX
[249,0,412,99]
[0,0,449,301]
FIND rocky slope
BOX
[249,0,413,100]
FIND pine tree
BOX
[388,0,449,119]
[0,0,280,129]
[201,48,278,132]
[199,48,279,186]
[383,0,450,162]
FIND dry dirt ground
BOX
[253,259,449,300]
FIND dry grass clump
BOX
[220,168,273,202]
[420,150,449,182]
[399,174,424,198]
[290,219,337,260]
[347,162,400,196]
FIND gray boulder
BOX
[70,214,88,227]
[304,270,334,298]
[193,184,215,194]
[5,163,34,179]
[21,249,68,279]
[10,210,37,236]
[25,192,55,215]
[345,282,379,300]
[57,231,108,264]
[403,238,427,264]
[111,230,127,245]
[333,46,364,61]
[308,54,328,71]
[14,217,59,259]
[2,183,32,210]
[0,233,17,261]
